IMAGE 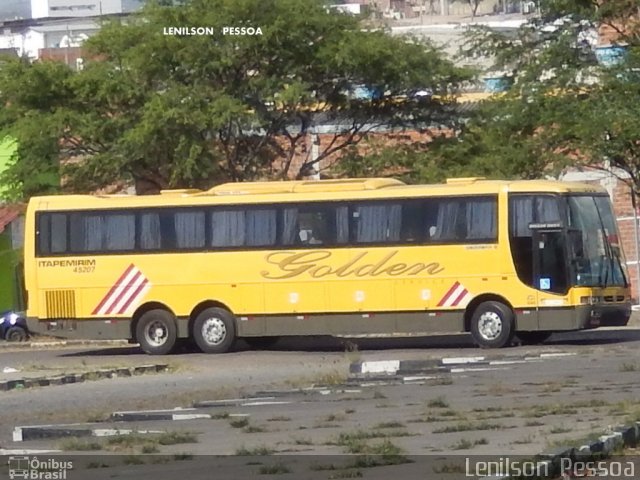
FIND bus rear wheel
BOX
[193,307,236,354]
[470,301,515,349]
[136,309,178,355]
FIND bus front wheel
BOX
[193,307,236,354]
[470,301,515,349]
[136,309,178,355]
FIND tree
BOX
[0,0,470,199]
[423,0,640,194]
[0,57,73,201]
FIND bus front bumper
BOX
[576,302,632,328]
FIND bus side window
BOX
[353,203,401,244]
[281,205,344,247]
[139,213,161,250]
[174,210,206,249]
[50,214,68,253]
[400,201,424,243]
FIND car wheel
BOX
[470,301,515,348]
[5,326,28,342]
[135,309,177,355]
[193,307,236,354]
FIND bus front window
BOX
[567,196,627,287]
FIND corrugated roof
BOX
[0,205,22,234]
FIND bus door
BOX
[530,223,570,330]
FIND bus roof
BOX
[28,178,606,210]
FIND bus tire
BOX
[517,331,552,345]
[136,309,178,355]
[193,307,236,354]
[470,301,515,349]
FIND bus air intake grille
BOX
[45,290,76,318]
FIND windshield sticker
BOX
[539,278,551,290]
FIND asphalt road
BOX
[1,328,640,479]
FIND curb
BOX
[13,425,166,442]
[481,423,640,479]
[111,408,213,422]
[0,364,168,392]
[349,352,570,377]
[0,339,131,350]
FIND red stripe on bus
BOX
[437,281,460,307]
[116,278,149,315]
[105,271,142,315]
[91,263,136,315]
[450,288,468,307]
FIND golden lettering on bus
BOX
[260,250,444,280]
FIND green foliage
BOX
[439,0,640,193]
[0,0,468,199]
[0,58,71,200]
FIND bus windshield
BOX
[566,195,627,287]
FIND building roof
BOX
[0,205,22,234]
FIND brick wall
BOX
[39,47,85,70]
[609,180,640,300]
[277,129,446,178]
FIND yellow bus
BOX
[24,177,632,354]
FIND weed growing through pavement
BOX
[427,396,449,408]
[230,418,250,428]
[620,363,638,372]
[373,421,405,429]
[267,416,291,422]
[244,425,268,433]
[513,435,535,444]
[259,462,291,475]
[433,422,504,433]
[59,438,102,451]
[235,445,274,455]
[450,438,489,450]
[329,470,363,479]
[549,425,571,434]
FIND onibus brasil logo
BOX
[8,457,72,480]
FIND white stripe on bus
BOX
[97,267,141,315]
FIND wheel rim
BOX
[478,311,503,341]
[201,317,227,346]
[144,320,169,347]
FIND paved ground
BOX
[1,328,639,468]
